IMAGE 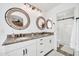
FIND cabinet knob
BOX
[40,43,43,45]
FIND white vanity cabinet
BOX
[3,39,36,56]
[36,35,54,56]
[44,35,54,54]
[3,35,54,56]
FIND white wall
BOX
[45,3,78,23]
[0,3,47,44]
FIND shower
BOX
[57,17,74,47]
[56,8,75,55]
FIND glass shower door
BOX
[57,19,74,46]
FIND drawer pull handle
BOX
[25,49,27,54]
[40,43,43,45]
[50,40,51,43]
[40,39,43,41]
[23,50,25,56]
[40,51,43,53]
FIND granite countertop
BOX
[2,32,54,46]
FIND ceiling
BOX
[31,3,61,12]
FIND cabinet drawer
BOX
[37,42,45,50]
[37,38,45,42]
[37,44,44,50]
[37,48,45,56]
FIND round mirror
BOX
[5,8,30,30]
[46,19,52,29]
[36,16,46,30]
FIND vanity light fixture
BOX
[24,3,42,12]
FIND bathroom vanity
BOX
[2,32,54,56]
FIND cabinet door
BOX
[45,39,52,53]
[27,43,36,56]
[50,36,54,49]
[37,48,45,56]
[7,48,27,56]
[44,36,54,54]
[4,39,37,56]
[7,43,36,56]
[36,38,45,56]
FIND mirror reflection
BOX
[36,16,46,30]
[46,19,52,29]
[5,8,30,30]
